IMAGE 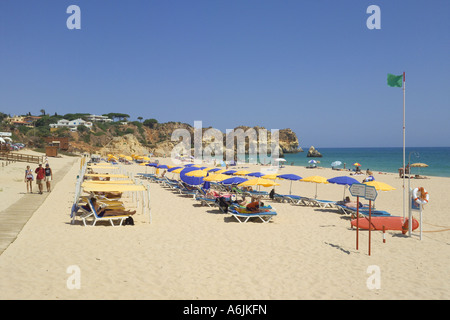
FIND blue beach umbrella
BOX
[327,176,359,185]
[168,166,182,172]
[220,177,248,185]
[277,174,303,195]
[223,170,237,175]
[145,162,158,174]
[278,174,302,181]
[157,164,168,169]
[327,176,360,199]
[180,167,204,186]
[146,163,158,167]
[247,172,264,177]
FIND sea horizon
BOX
[281,146,450,178]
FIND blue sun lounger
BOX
[335,204,391,217]
[194,195,217,207]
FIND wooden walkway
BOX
[0,159,76,255]
[0,151,44,164]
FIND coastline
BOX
[0,154,448,299]
[282,146,450,178]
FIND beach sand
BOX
[0,154,449,300]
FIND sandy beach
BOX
[0,153,449,300]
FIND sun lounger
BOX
[71,195,135,226]
[308,198,338,208]
[288,195,315,206]
[228,207,277,223]
[175,182,199,197]
[137,173,156,180]
[194,195,218,207]
[272,193,307,204]
[334,203,389,217]
[161,176,181,189]
[82,198,134,226]
[349,207,392,218]
[71,202,92,225]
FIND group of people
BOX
[24,163,53,194]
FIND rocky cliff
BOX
[27,121,303,158]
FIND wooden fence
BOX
[0,152,43,164]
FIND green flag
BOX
[387,73,403,87]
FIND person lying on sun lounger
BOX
[85,197,136,217]
[246,201,265,212]
[337,196,363,209]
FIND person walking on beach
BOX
[44,163,53,192]
[24,165,34,193]
[35,163,45,194]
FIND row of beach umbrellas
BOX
[132,157,400,201]
[144,162,396,199]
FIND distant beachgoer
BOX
[35,163,45,194]
[25,165,34,193]
[45,163,53,192]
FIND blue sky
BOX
[0,0,449,148]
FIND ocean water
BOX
[281,147,450,178]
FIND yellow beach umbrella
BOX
[214,169,228,174]
[238,178,280,188]
[262,174,279,180]
[171,167,184,174]
[124,156,133,161]
[411,163,428,168]
[185,170,208,177]
[301,176,329,183]
[203,174,230,182]
[363,181,396,191]
[83,183,146,193]
[233,170,251,176]
[300,175,329,199]
[83,180,135,185]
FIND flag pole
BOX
[402,72,405,221]
[403,72,412,237]
[401,72,409,236]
